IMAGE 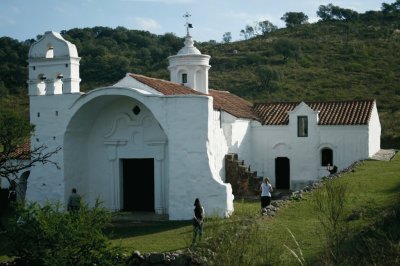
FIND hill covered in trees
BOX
[0,2,399,148]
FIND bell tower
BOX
[168,13,211,94]
[27,31,81,95]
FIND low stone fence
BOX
[126,250,205,266]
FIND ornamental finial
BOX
[183,12,193,37]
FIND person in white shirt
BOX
[260,177,273,210]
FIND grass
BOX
[105,152,400,264]
[1,152,399,264]
[106,220,193,253]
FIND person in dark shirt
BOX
[192,198,205,247]
[67,188,81,211]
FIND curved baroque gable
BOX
[28,31,78,58]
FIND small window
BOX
[182,73,187,84]
[321,148,333,166]
[45,46,54,58]
[37,112,40,117]
[297,116,308,137]
[132,105,141,115]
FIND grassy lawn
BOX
[1,152,399,264]
[105,152,400,263]
[106,220,193,253]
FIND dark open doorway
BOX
[122,158,154,212]
[275,157,290,189]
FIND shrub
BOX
[192,212,277,266]
[313,179,349,263]
[5,200,126,266]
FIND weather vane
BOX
[183,12,193,36]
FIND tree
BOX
[317,4,359,21]
[222,32,232,43]
[382,0,400,14]
[240,25,255,40]
[257,20,278,35]
[273,38,300,61]
[255,66,281,93]
[281,12,309,28]
[0,110,61,186]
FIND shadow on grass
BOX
[104,220,192,240]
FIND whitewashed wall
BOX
[27,86,234,220]
[249,102,377,191]
[26,94,80,203]
[368,102,381,157]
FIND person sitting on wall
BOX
[327,164,338,175]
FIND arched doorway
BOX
[275,157,290,189]
[64,93,168,214]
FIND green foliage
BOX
[193,216,276,266]
[0,109,33,154]
[317,4,359,21]
[4,200,125,266]
[313,179,349,263]
[281,12,309,27]
[257,20,278,35]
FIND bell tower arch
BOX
[27,31,81,95]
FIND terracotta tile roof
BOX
[129,74,203,96]
[9,140,31,160]
[209,89,259,120]
[129,74,258,120]
[253,100,375,125]
[128,74,375,124]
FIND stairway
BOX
[225,153,261,198]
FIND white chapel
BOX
[23,29,381,220]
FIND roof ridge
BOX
[129,73,180,85]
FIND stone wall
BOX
[225,153,261,197]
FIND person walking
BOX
[260,176,273,212]
[67,188,81,211]
[192,198,205,247]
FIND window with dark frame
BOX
[297,116,308,137]
[182,73,187,84]
[321,148,333,166]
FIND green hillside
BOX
[0,6,399,148]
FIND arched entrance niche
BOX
[64,93,168,214]
[272,142,291,189]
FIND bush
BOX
[313,179,349,263]
[5,200,126,266]
[192,212,277,266]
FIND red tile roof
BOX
[209,89,259,120]
[129,74,258,120]
[9,140,31,160]
[253,100,375,125]
[128,74,375,125]
[129,74,203,96]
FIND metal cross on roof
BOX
[183,12,193,36]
